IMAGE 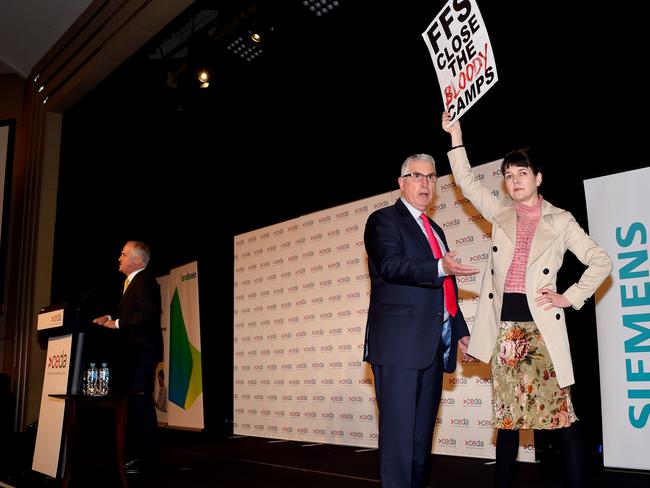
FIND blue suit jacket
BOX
[363,199,468,372]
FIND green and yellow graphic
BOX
[169,288,202,409]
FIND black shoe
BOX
[124,457,141,473]
[126,458,159,476]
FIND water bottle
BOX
[87,362,98,395]
[98,362,110,395]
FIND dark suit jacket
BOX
[117,269,163,388]
[363,199,468,372]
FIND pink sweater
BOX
[504,196,543,293]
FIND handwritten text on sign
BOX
[422,0,498,121]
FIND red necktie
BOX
[420,213,458,317]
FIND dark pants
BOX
[126,352,159,466]
[371,345,444,488]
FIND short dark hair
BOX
[500,148,541,176]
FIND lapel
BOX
[493,205,517,244]
[527,200,560,267]
[395,199,432,255]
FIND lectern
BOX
[31,300,120,479]
[31,302,87,478]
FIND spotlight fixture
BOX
[301,0,341,17]
[196,68,212,88]
[225,30,269,62]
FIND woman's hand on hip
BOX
[536,288,571,310]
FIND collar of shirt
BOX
[126,267,145,283]
[400,197,447,252]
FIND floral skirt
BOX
[491,320,577,430]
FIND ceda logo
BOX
[48,351,68,369]
[437,437,456,446]
[465,439,485,448]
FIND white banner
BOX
[168,262,204,430]
[422,0,498,122]
[584,166,650,471]
[233,160,534,461]
[155,274,170,424]
[32,334,73,477]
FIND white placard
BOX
[422,0,498,121]
[37,307,64,331]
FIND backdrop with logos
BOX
[584,167,650,471]
[233,159,534,460]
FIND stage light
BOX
[197,69,212,88]
[225,33,266,63]
[302,0,341,17]
[223,13,274,63]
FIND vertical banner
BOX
[584,167,650,471]
[422,0,498,122]
[233,160,534,461]
[168,262,204,430]
[155,275,170,424]
[32,334,73,477]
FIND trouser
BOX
[371,345,444,488]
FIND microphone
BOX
[65,279,110,322]
[68,279,108,303]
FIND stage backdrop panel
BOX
[168,261,204,430]
[585,166,650,471]
[155,274,170,424]
[234,159,535,461]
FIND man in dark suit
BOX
[364,154,478,488]
[93,240,163,472]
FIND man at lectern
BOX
[93,240,163,473]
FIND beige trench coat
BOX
[448,147,612,388]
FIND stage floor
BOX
[1,428,648,487]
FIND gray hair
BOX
[400,154,436,177]
[128,240,151,266]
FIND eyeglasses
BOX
[401,172,436,182]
